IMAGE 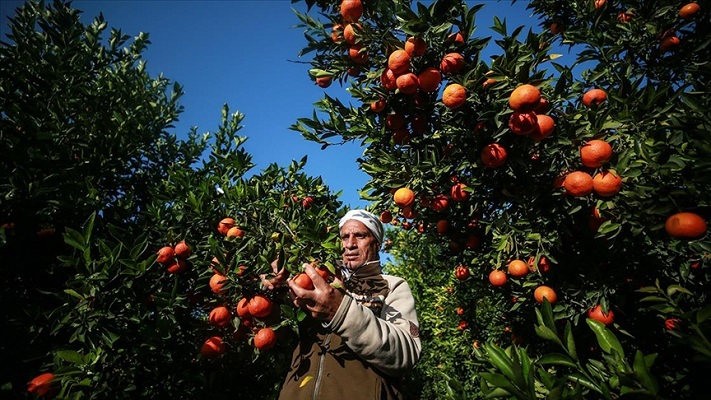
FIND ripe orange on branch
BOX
[665,212,707,239]
[340,0,363,22]
[582,88,607,107]
[507,259,529,278]
[174,241,191,259]
[563,171,594,197]
[580,139,613,167]
[388,49,411,75]
[592,170,622,197]
[393,187,415,207]
[530,114,555,140]
[588,304,615,325]
[27,372,56,398]
[217,217,235,235]
[508,84,541,112]
[209,306,232,327]
[254,327,277,350]
[343,23,361,45]
[489,270,507,287]
[442,83,466,109]
[201,336,226,358]
[439,53,465,75]
[417,67,441,92]
[679,3,700,20]
[405,36,426,56]
[509,112,538,135]
[534,285,558,304]
[248,295,273,318]
[480,143,508,168]
[156,246,175,264]
[396,72,419,94]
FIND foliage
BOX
[292,0,711,398]
[1,1,344,398]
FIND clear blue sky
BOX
[0,0,545,210]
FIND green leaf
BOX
[586,318,625,357]
[633,350,659,394]
[536,353,577,368]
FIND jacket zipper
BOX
[312,333,331,400]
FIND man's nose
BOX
[343,236,357,248]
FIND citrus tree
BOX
[1,1,344,398]
[291,0,711,398]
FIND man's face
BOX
[340,219,379,269]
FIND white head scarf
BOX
[338,209,384,246]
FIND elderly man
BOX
[262,209,421,400]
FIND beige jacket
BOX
[278,263,422,399]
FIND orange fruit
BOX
[174,241,191,259]
[436,219,450,234]
[226,226,245,238]
[594,0,606,9]
[660,35,680,52]
[330,23,343,43]
[340,0,363,22]
[580,139,613,167]
[370,98,386,113]
[236,297,251,318]
[530,114,555,140]
[201,336,226,358]
[386,113,406,130]
[535,97,551,114]
[447,31,465,44]
[450,183,468,202]
[430,194,449,212]
[588,206,607,231]
[417,67,441,93]
[563,171,594,197]
[617,11,633,23]
[442,83,466,109]
[302,196,314,209]
[465,234,481,249]
[393,187,415,207]
[550,22,563,35]
[343,22,361,45]
[588,304,615,325]
[248,295,273,318]
[395,72,419,94]
[27,372,56,398]
[509,84,541,112]
[349,45,369,64]
[388,49,411,75]
[405,36,426,56]
[166,259,187,274]
[217,217,235,235]
[592,170,622,197]
[316,76,332,88]
[679,3,700,20]
[507,259,529,278]
[254,327,277,350]
[293,272,315,290]
[665,212,707,239]
[534,285,558,304]
[380,68,398,90]
[439,52,465,75]
[156,246,175,264]
[456,307,465,316]
[480,143,507,168]
[209,306,232,327]
[379,210,393,223]
[209,273,228,295]
[399,205,417,219]
[489,270,507,287]
[582,88,607,107]
[508,112,538,135]
[455,265,470,280]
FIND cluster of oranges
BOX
[155,240,192,274]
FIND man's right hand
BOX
[260,259,289,290]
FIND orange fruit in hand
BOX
[507,259,529,278]
[509,84,541,112]
[28,372,56,398]
[665,212,707,239]
[388,49,411,75]
[592,170,622,197]
[248,295,273,318]
[209,306,232,327]
[393,187,415,207]
[582,88,607,107]
[480,143,508,168]
[489,270,507,287]
[679,3,700,20]
[442,83,467,109]
[440,53,465,75]
[405,36,426,56]
[580,139,613,167]
[293,272,315,290]
[417,67,441,93]
[588,304,615,325]
[156,246,175,264]
[201,336,226,358]
[509,112,538,135]
[563,171,594,197]
[217,217,235,235]
[340,0,363,22]
[254,327,277,350]
[534,285,558,304]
